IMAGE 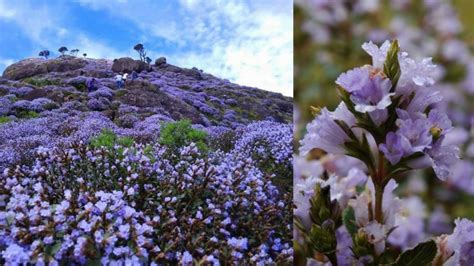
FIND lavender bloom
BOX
[379,132,410,165]
[425,137,459,181]
[362,40,437,97]
[1,244,30,264]
[336,66,393,124]
[300,102,356,155]
[388,196,426,250]
[380,115,433,165]
[446,218,474,265]
[396,117,433,153]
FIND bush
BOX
[89,128,134,150]
[0,116,11,124]
[17,110,39,119]
[23,77,61,87]
[159,119,208,152]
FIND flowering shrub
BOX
[234,121,293,189]
[0,119,293,264]
[159,119,208,153]
[294,40,474,265]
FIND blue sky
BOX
[0,0,293,96]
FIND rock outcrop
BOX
[3,56,88,80]
[0,56,292,128]
[111,57,150,73]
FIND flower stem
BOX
[327,252,339,266]
[374,155,386,224]
[374,184,383,224]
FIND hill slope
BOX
[0,56,292,128]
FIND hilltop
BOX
[0,55,292,128]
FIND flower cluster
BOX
[295,0,474,197]
[301,40,459,181]
[0,138,292,264]
[295,40,461,265]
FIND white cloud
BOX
[74,34,130,60]
[0,0,67,48]
[1,0,293,96]
[77,0,293,96]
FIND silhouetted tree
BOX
[58,47,68,56]
[145,56,152,65]
[83,53,87,58]
[70,49,79,56]
[133,43,146,61]
[38,50,50,59]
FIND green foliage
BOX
[115,89,128,97]
[395,240,437,266]
[17,110,39,119]
[383,40,401,92]
[90,129,134,150]
[43,102,59,110]
[159,119,208,152]
[309,223,337,254]
[310,184,331,225]
[23,77,62,87]
[342,207,358,237]
[72,83,87,92]
[0,116,12,124]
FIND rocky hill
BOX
[0,56,292,128]
[0,56,293,264]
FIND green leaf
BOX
[395,240,437,266]
[310,184,331,225]
[384,40,401,92]
[309,224,337,254]
[50,242,61,255]
[342,207,358,237]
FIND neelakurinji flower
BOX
[336,65,393,125]
[444,218,474,265]
[296,39,461,265]
[300,102,356,155]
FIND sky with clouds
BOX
[0,0,293,96]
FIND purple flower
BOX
[396,117,432,154]
[181,251,193,265]
[1,244,30,264]
[426,137,459,180]
[300,102,356,155]
[379,132,410,165]
[336,66,393,120]
[446,218,474,265]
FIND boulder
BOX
[182,67,203,80]
[112,57,150,73]
[2,57,87,80]
[155,57,167,66]
[2,59,48,80]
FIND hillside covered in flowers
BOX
[0,55,293,264]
